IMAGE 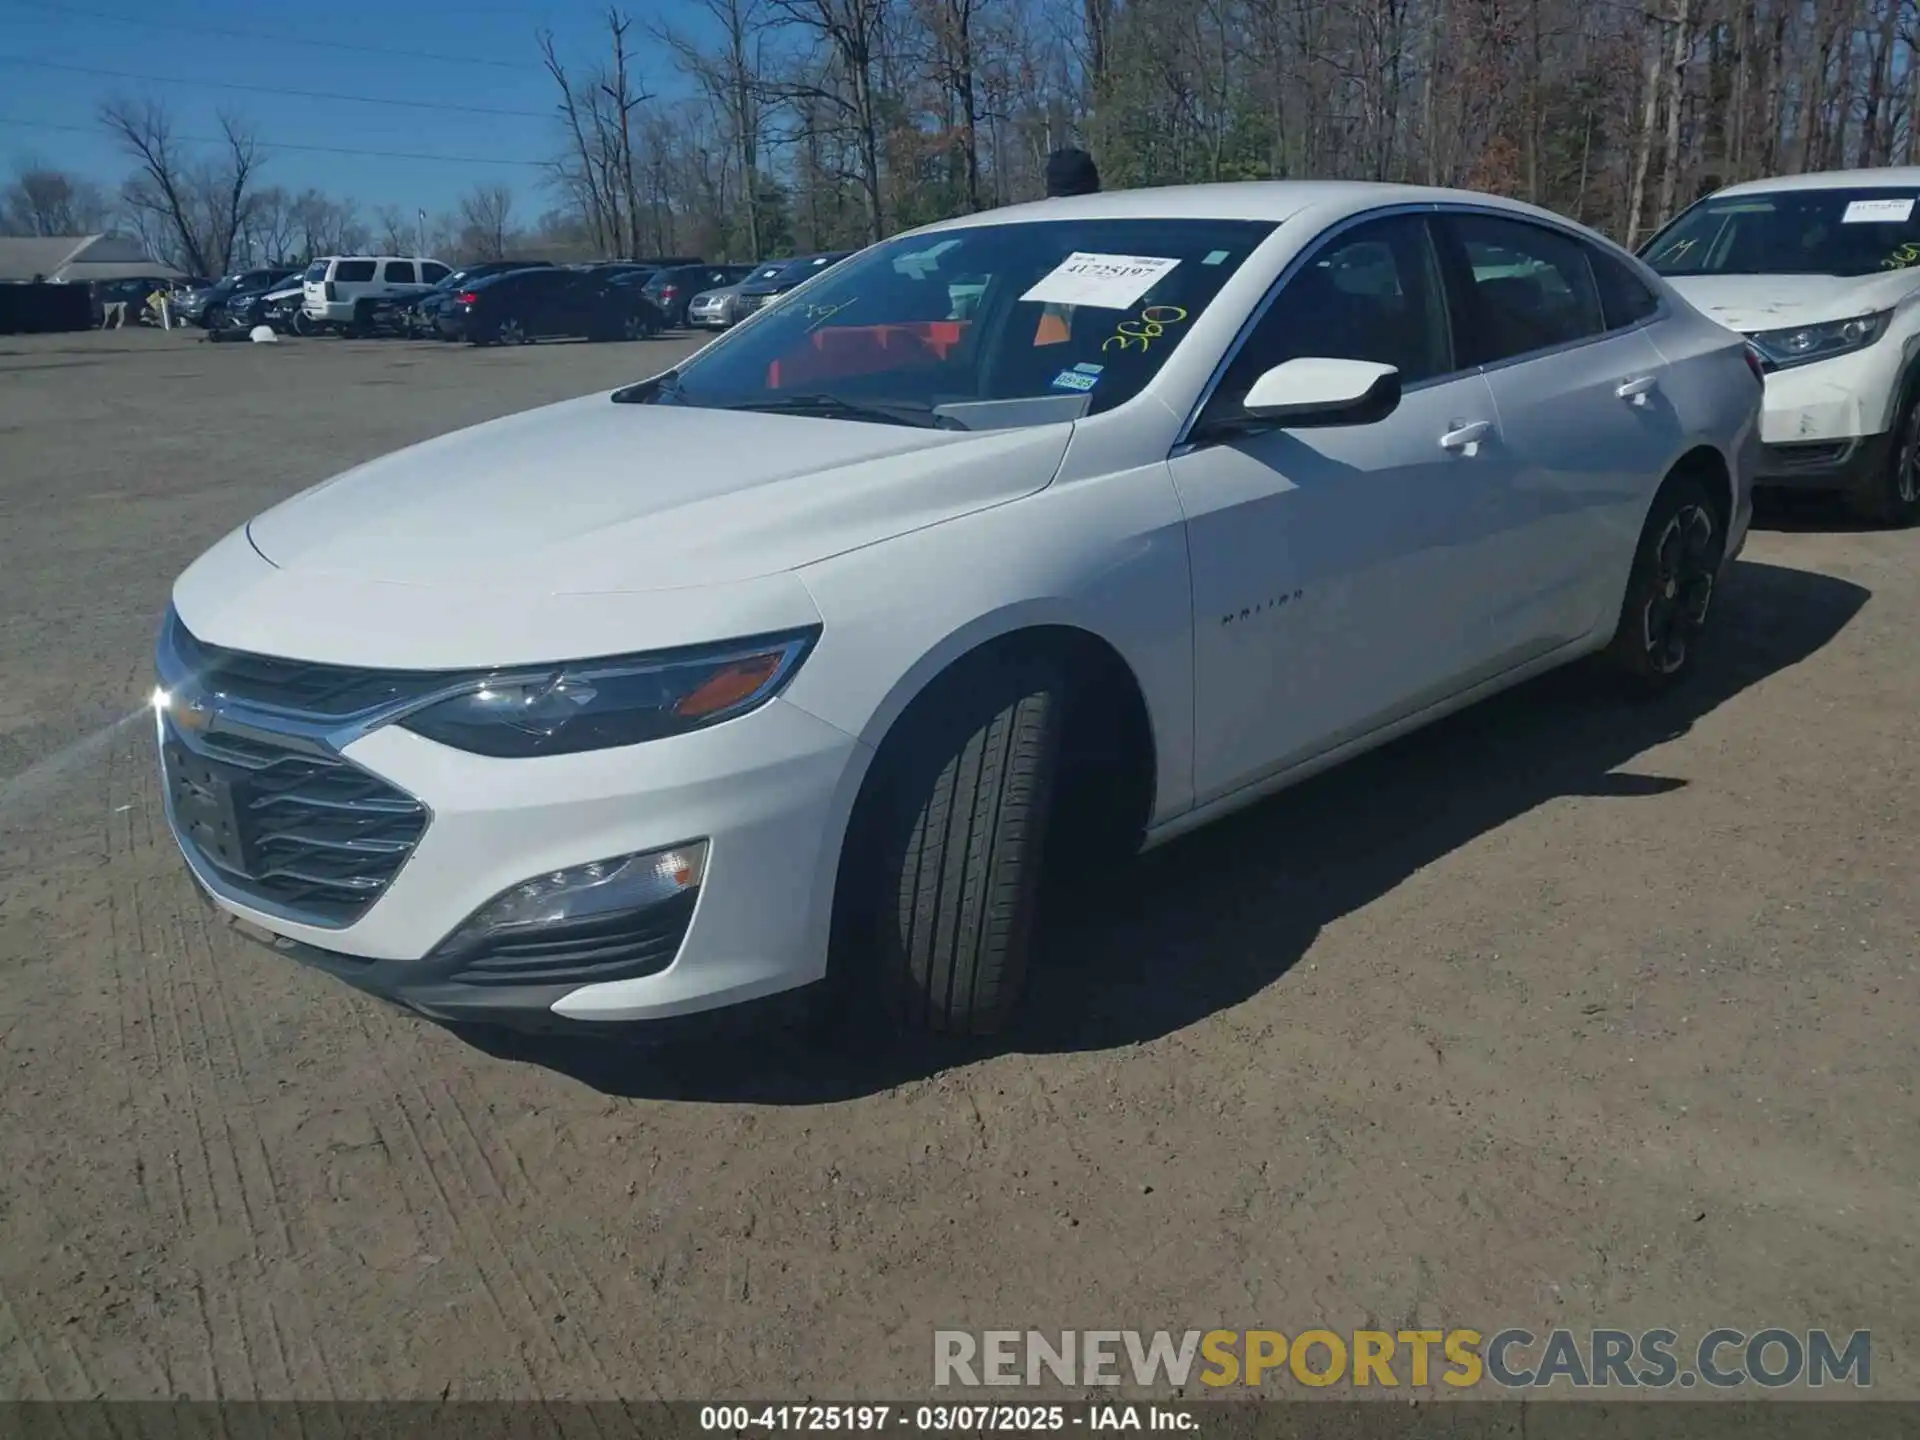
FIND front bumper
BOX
[1753,432,1893,492]
[161,695,868,1030]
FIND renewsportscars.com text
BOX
[932,1328,1872,1390]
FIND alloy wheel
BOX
[497,317,527,345]
[1640,503,1717,675]
[1899,398,1920,505]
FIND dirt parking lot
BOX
[0,326,1915,1402]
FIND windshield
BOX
[1643,188,1920,277]
[630,218,1273,428]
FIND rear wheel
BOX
[494,315,529,346]
[842,654,1065,1036]
[1603,473,1725,696]
[1849,389,1920,527]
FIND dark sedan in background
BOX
[730,252,853,319]
[437,266,665,345]
[641,263,755,328]
[398,260,554,337]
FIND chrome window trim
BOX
[1172,201,1669,453]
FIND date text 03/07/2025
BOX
[698,1404,1195,1432]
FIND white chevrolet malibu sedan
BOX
[156,181,1761,1040]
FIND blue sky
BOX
[0,0,704,218]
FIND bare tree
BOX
[539,12,654,259]
[0,159,111,236]
[290,188,366,257]
[653,0,773,254]
[373,204,414,254]
[99,98,261,276]
[458,183,517,259]
[765,0,893,242]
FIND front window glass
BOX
[1222,216,1452,397]
[1643,188,1920,277]
[1447,212,1606,361]
[631,218,1274,428]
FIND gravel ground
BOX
[0,326,1914,1402]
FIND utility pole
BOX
[417,207,427,257]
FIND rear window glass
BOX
[303,262,327,282]
[382,260,416,283]
[334,260,376,282]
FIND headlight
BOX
[1748,310,1891,369]
[398,629,817,758]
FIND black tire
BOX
[291,309,316,337]
[1848,387,1920,528]
[852,656,1064,1035]
[1603,473,1725,697]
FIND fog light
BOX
[435,841,707,956]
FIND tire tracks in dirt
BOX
[101,718,342,1401]
[344,1002,642,1405]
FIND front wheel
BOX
[1850,392,1920,527]
[1603,474,1725,696]
[846,656,1064,1036]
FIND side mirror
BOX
[1241,357,1403,428]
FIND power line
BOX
[5,0,531,71]
[0,116,551,167]
[0,55,553,119]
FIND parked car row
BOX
[189,252,859,347]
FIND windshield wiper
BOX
[719,393,963,429]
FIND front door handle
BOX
[1616,374,1659,404]
[1439,419,1492,452]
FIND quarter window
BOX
[1445,213,1606,363]
[1591,249,1661,330]
[1214,214,1454,416]
[334,260,376,283]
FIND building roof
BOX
[0,233,182,282]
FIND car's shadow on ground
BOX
[456,559,1869,1104]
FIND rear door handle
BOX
[1616,374,1659,404]
[1439,419,1492,452]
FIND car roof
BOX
[1710,168,1920,197]
[904,179,1589,235]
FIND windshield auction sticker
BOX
[1021,253,1182,310]
[1841,198,1915,224]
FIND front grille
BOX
[437,889,697,987]
[162,721,428,926]
[165,610,456,719]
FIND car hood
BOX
[244,393,1071,595]
[1662,270,1920,332]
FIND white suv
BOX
[1644,167,1920,525]
[302,255,450,334]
